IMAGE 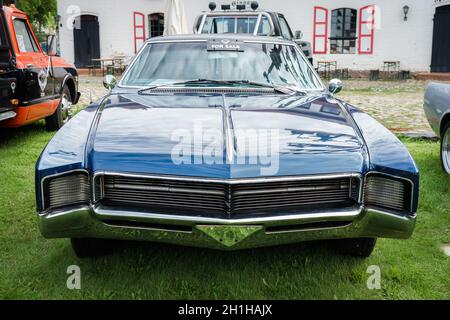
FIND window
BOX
[148,13,164,38]
[358,5,376,54]
[236,17,255,33]
[134,12,146,53]
[256,16,271,35]
[201,16,271,35]
[278,15,293,40]
[13,19,38,53]
[204,17,235,33]
[330,8,357,54]
[313,7,328,54]
[0,14,7,47]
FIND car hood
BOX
[87,93,368,178]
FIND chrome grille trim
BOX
[93,172,362,217]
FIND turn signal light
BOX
[42,172,90,211]
[364,174,411,213]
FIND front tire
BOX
[331,238,377,258]
[45,85,72,131]
[71,238,113,258]
[441,122,450,174]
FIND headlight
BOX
[364,174,412,213]
[42,172,90,211]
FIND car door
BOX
[12,16,55,106]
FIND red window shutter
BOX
[133,12,146,53]
[313,7,328,54]
[358,5,376,54]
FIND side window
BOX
[13,19,38,53]
[257,16,271,35]
[0,15,6,46]
[278,16,293,40]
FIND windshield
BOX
[121,41,322,90]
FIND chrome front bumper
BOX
[38,206,416,250]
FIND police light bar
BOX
[221,4,231,10]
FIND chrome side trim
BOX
[0,111,16,122]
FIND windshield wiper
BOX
[137,79,306,95]
[224,80,307,95]
[137,79,230,94]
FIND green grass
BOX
[0,124,449,300]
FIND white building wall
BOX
[57,0,439,71]
[57,0,166,63]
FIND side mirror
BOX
[328,79,343,94]
[103,75,117,90]
[294,31,303,40]
[46,35,57,56]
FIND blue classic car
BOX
[424,82,450,174]
[36,35,419,258]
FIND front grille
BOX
[96,174,361,218]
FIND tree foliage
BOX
[15,0,57,31]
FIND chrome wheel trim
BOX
[443,127,450,174]
[60,93,72,123]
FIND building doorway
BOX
[148,13,164,38]
[431,5,450,72]
[73,15,100,68]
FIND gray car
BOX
[424,82,450,174]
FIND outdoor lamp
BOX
[403,5,410,21]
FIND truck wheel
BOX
[70,238,113,258]
[441,122,450,174]
[330,238,377,258]
[45,86,72,131]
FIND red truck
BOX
[0,0,79,130]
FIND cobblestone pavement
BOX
[78,76,108,106]
[338,80,437,134]
[78,77,438,134]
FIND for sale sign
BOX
[207,39,244,51]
